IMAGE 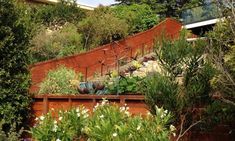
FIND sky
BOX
[77,0,118,7]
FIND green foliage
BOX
[33,0,85,26]
[115,0,204,18]
[0,120,23,141]
[85,100,174,141]
[78,7,128,50]
[39,66,82,95]
[31,107,89,141]
[0,0,31,134]
[30,23,84,63]
[106,76,142,94]
[141,73,179,115]
[207,17,235,97]
[31,100,174,141]
[111,4,159,34]
[205,101,235,126]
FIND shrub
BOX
[149,31,217,140]
[85,100,174,141]
[141,73,179,115]
[31,107,89,141]
[105,72,143,94]
[39,66,82,95]
[78,7,128,50]
[111,4,159,34]
[31,100,175,141]
[0,0,31,134]
[33,0,85,26]
[30,23,84,63]
[0,120,23,141]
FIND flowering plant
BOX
[31,107,89,141]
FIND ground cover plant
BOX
[31,99,176,141]
[39,66,83,95]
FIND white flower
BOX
[54,120,57,124]
[59,117,62,121]
[124,111,130,116]
[83,114,89,118]
[53,125,58,132]
[82,109,89,114]
[76,108,80,113]
[94,103,100,109]
[137,125,141,130]
[77,113,80,117]
[112,133,117,137]
[99,115,104,119]
[35,117,38,121]
[173,133,176,137]
[39,116,45,121]
[170,125,176,132]
[164,110,168,114]
[56,139,61,141]
[101,99,108,105]
[119,107,125,112]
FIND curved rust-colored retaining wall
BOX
[29,18,182,93]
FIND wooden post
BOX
[43,95,48,114]
[68,97,72,108]
[101,63,103,76]
[142,44,144,56]
[85,67,88,81]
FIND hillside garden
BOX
[0,0,235,140]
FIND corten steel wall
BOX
[29,18,182,93]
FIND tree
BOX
[0,0,31,134]
[115,0,204,18]
[111,4,159,34]
[207,1,235,106]
[78,6,128,50]
[30,23,83,63]
[33,0,85,27]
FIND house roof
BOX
[30,0,95,10]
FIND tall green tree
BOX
[111,4,159,34]
[33,0,85,27]
[115,0,204,18]
[78,7,128,50]
[0,0,31,133]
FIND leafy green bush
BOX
[148,31,217,140]
[30,23,84,63]
[0,120,23,141]
[106,76,143,94]
[31,107,89,141]
[85,100,174,141]
[31,100,174,141]
[141,73,179,115]
[0,0,31,134]
[111,4,159,34]
[39,66,82,95]
[78,7,128,50]
[33,0,85,26]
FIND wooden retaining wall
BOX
[31,94,148,117]
[30,94,235,141]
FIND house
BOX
[25,0,95,10]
